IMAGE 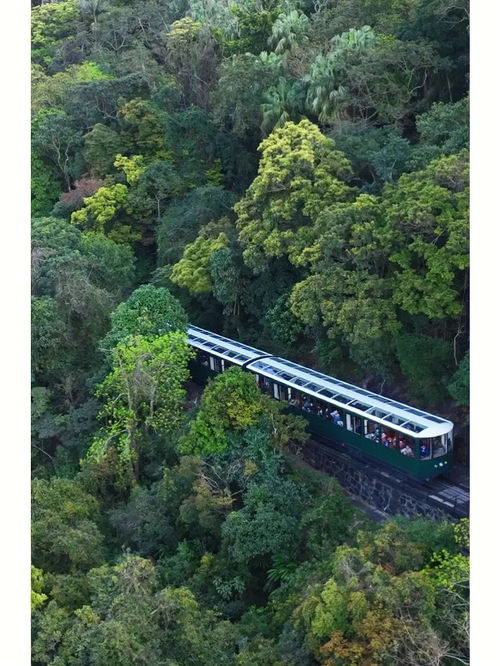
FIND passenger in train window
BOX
[401,443,415,457]
[420,443,430,458]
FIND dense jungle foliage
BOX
[31,0,469,664]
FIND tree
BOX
[32,296,68,385]
[305,26,378,122]
[261,78,307,134]
[32,566,48,611]
[118,98,170,161]
[331,123,411,190]
[32,217,135,390]
[235,119,354,271]
[213,52,284,137]
[83,123,128,177]
[32,109,83,191]
[156,186,237,265]
[383,150,469,320]
[181,366,307,457]
[221,476,310,568]
[31,0,80,67]
[32,477,105,574]
[33,556,240,666]
[306,31,441,125]
[56,178,105,216]
[31,152,62,217]
[292,531,450,666]
[394,333,455,404]
[128,160,185,224]
[165,17,218,107]
[268,10,310,54]
[171,232,229,294]
[410,97,469,170]
[181,367,265,456]
[447,352,469,406]
[70,182,138,245]
[290,268,399,373]
[100,284,188,354]
[217,3,280,56]
[87,332,194,485]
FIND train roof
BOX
[247,356,453,439]
[187,325,269,366]
[186,326,453,439]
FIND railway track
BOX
[297,436,469,520]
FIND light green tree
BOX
[87,332,194,485]
[100,284,188,354]
[171,233,229,294]
[383,150,469,319]
[235,119,354,270]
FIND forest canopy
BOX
[31,0,469,664]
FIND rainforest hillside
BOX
[31,1,469,664]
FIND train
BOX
[186,325,454,481]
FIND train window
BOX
[197,351,210,366]
[326,406,344,426]
[419,439,431,459]
[334,395,352,404]
[364,419,380,442]
[380,414,407,426]
[404,422,425,433]
[278,372,293,381]
[348,400,370,412]
[432,435,447,458]
[262,377,273,394]
[398,438,416,457]
[380,427,400,451]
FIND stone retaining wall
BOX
[290,440,454,521]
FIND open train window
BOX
[197,351,210,367]
[419,439,431,459]
[364,419,380,441]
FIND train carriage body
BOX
[186,325,454,481]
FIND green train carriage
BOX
[186,325,453,481]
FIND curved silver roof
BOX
[186,326,453,439]
[187,325,269,366]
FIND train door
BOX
[346,413,363,434]
[273,383,287,401]
[209,356,222,373]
